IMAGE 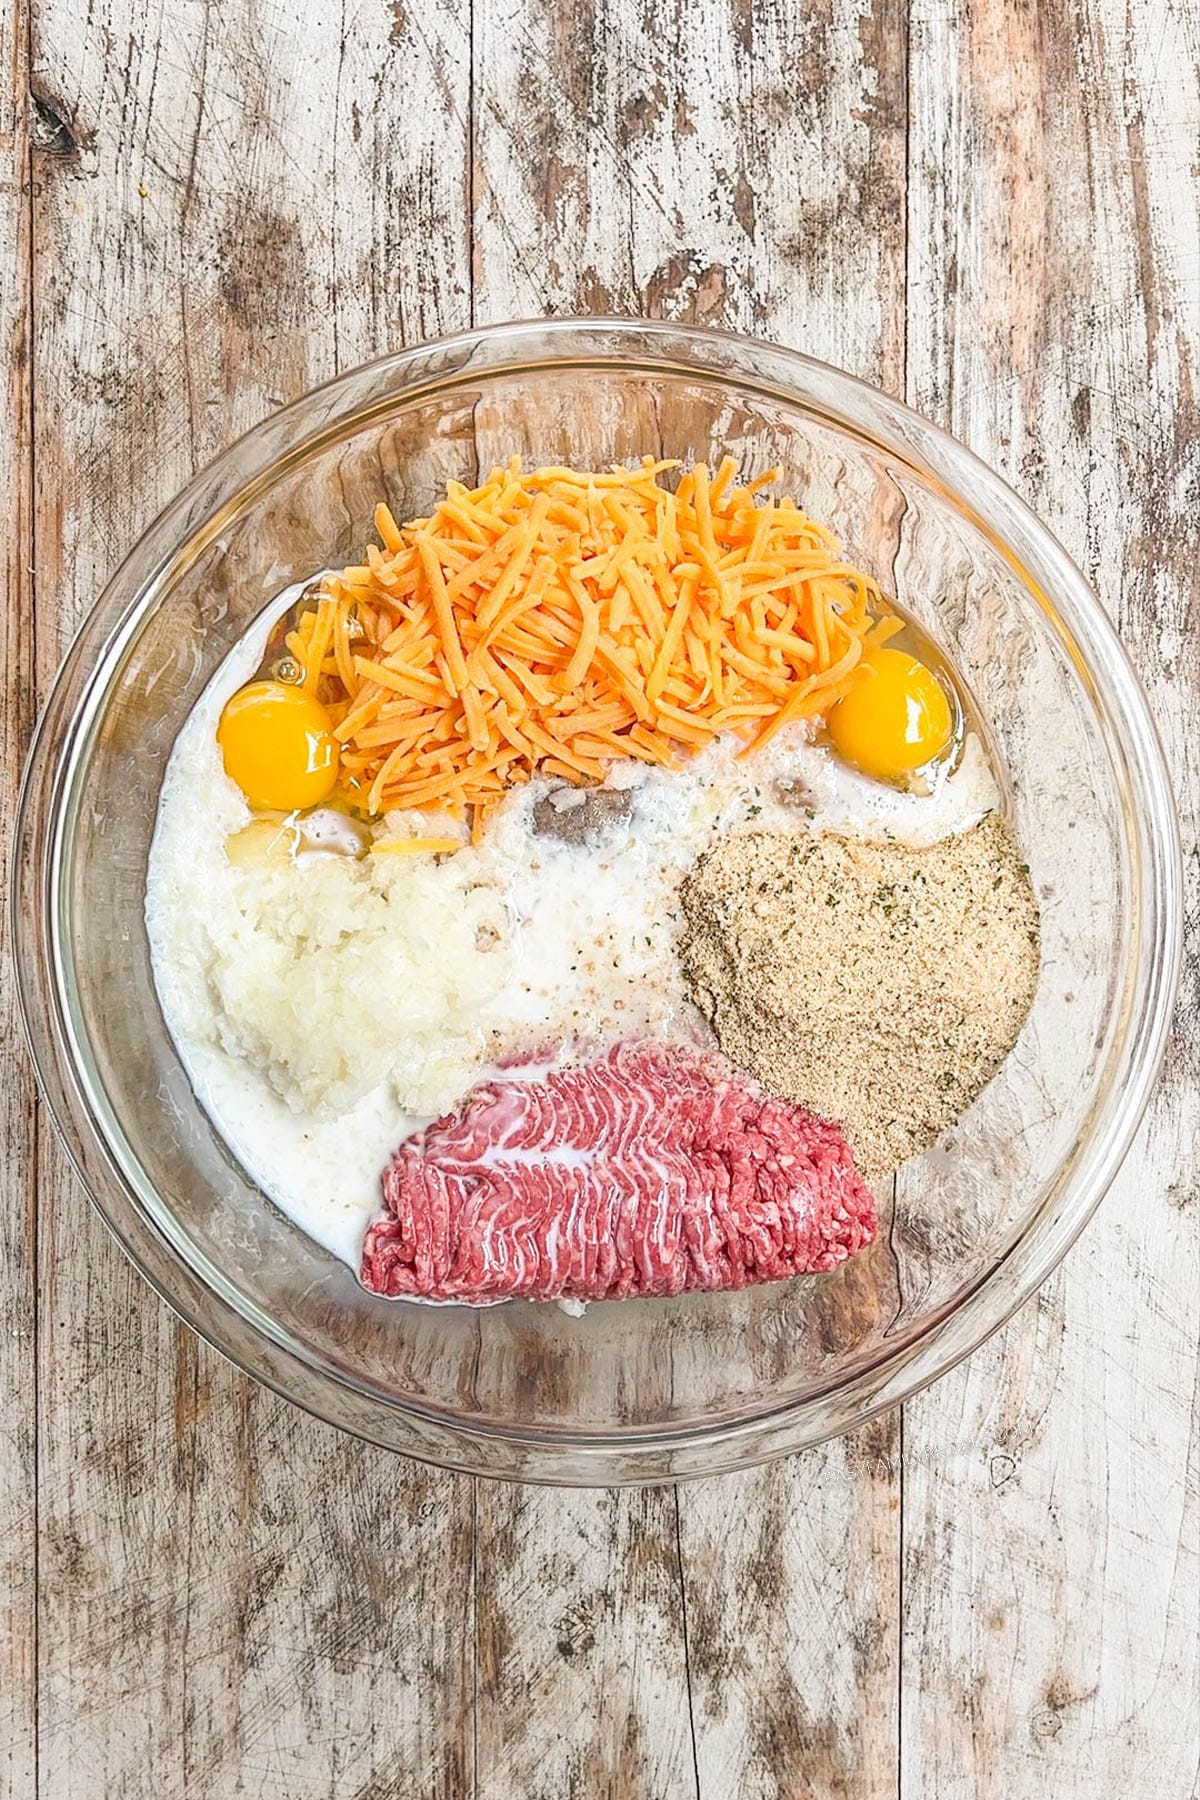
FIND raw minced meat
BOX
[360,1041,876,1304]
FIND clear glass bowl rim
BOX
[12,317,1183,1485]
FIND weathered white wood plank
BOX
[473,6,907,1797]
[902,4,1200,1796]
[30,4,476,1797]
[1,6,37,1798]
[474,1485,698,1800]
[679,1431,903,1800]
[470,8,699,1795]
[662,9,909,1794]
[473,0,907,373]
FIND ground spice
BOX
[678,815,1040,1180]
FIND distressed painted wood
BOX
[901,4,1200,1798]
[4,1,1196,1797]
[470,6,906,1794]
[473,1485,697,1800]
[27,5,477,1799]
[1,6,37,1800]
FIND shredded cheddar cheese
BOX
[286,458,893,833]
[369,836,463,856]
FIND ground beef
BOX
[531,785,634,846]
[360,1042,876,1304]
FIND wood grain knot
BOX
[29,83,91,158]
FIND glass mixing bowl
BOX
[13,319,1181,1484]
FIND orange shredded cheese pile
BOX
[284,457,895,833]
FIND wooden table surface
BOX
[3,3,1197,1796]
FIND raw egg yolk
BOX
[217,680,339,812]
[826,648,953,781]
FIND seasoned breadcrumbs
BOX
[679,815,1040,1180]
